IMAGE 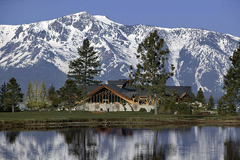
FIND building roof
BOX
[87,84,135,104]
[87,80,192,101]
[87,84,137,99]
[165,86,192,97]
[87,85,100,93]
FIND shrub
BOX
[150,109,155,113]
[139,108,147,112]
[177,102,192,115]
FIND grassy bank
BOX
[0,111,240,129]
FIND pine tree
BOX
[217,96,226,115]
[196,88,206,104]
[4,78,23,113]
[222,42,240,114]
[57,79,78,113]
[0,83,7,112]
[68,39,101,97]
[130,30,175,115]
[47,85,58,108]
[207,95,214,110]
[191,92,196,102]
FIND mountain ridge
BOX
[0,11,239,99]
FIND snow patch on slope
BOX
[94,15,123,26]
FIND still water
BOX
[0,126,240,160]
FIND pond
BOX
[0,126,240,160]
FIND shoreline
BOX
[1,116,240,130]
[1,111,240,130]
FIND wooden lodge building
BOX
[80,79,192,112]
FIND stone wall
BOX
[76,103,154,112]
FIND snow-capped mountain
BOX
[0,11,239,98]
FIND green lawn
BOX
[0,111,240,125]
[0,111,154,121]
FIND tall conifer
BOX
[4,78,23,113]
[196,88,206,104]
[207,95,214,110]
[221,42,240,114]
[0,83,7,111]
[68,39,101,97]
[47,85,58,108]
[130,30,175,115]
[57,79,78,113]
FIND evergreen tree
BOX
[57,79,78,113]
[222,42,240,114]
[191,92,196,102]
[68,38,101,97]
[196,88,206,104]
[0,83,7,112]
[47,85,59,108]
[4,78,23,113]
[207,95,214,110]
[130,30,175,115]
[217,96,227,115]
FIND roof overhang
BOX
[87,84,134,104]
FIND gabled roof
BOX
[87,80,192,103]
[87,84,135,104]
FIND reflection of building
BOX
[80,79,192,112]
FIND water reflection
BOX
[59,128,98,160]
[5,131,20,144]
[0,126,240,160]
[224,139,240,160]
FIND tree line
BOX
[0,39,101,113]
[0,32,239,115]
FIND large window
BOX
[88,88,127,104]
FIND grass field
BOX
[0,111,239,121]
[0,111,240,128]
[0,111,155,121]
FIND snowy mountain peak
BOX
[0,12,239,98]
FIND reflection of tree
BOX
[133,130,178,160]
[153,130,167,160]
[59,128,98,160]
[5,131,20,144]
[224,139,240,160]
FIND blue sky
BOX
[0,0,239,37]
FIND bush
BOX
[177,102,192,115]
[192,108,201,115]
[139,108,147,112]
[150,109,155,113]
[0,106,3,112]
